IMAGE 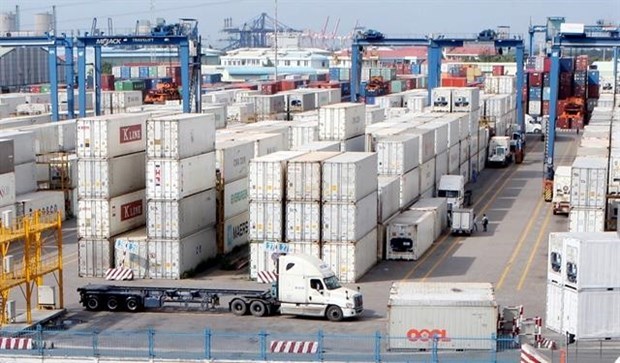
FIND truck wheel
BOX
[249,301,267,317]
[125,296,141,312]
[326,306,344,322]
[230,299,248,316]
[86,295,100,311]
[106,296,120,311]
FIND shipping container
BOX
[288,121,319,149]
[460,161,470,184]
[452,87,480,113]
[431,88,452,112]
[376,135,420,175]
[321,228,378,283]
[419,158,435,195]
[322,152,377,203]
[340,134,366,152]
[215,139,255,184]
[250,240,321,280]
[114,227,148,278]
[221,177,249,220]
[562,288,620,340]
[319,103,366,141]
[147,188,216,239]
[386,210,434,260]
[77,113,148,159]
[448,144,460,174]
[0,139,14,174]
[237,133,287,157]
[78,152,146,199]
[0,131,35,164]
[434,151,449,186]
[293,141,341,152]
[249,200,284,241]
[545,281,564,333]
[249,151,306,202]
[286,152,340,202]
[148,227,218,279]
[202,104,228,130]
[608,148,620,194]
[399,168,420,209]
[18,120,76,154]
[403,127,435,165]
[15,190,66,220]
[78,238,113,278]
[378,175,401,223]
[147,113,215,160]
[14,162,37,195]
[563,234,620,290]
[387,282,497,350]
[568,208,605,233]
[409,197,448,241]
[78,189,146,239]
[285,201,321,242]
[146,152,216,200]
[0,172,16,208]
[570,157,607,209]
[322,192,377,242]
[218,211,250,254]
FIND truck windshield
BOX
[438,190,459,198]
[324,276,341,290]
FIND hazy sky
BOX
[2,0,619,47]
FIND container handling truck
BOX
[552,166,571,215]
[486,136,513,167]
[77,254,363,322]
[450,208,475,236]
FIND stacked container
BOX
[321,152,378,282]
[0,139,16,218]
[145,113,218,279]
[319,103,366,152]
[375,134,421,210]
[76,113,149,277]
[569,157,608,232]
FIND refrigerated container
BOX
[78,152,146,199]
[562,288,620,340]
[237,133,287,157]
[215,139,255,184]
[448,144,460,174]
[409,198,448,240]
[288,121,319,149]
[434,151,449,185]
[319,103,366,141]
[114,228,148,278]
[147,113,215,159]
[402,128,435,164]
[399,168,420,209]
[376,135,420,175]
[608,148,620,195]
[564,234,620,290]
[146,152,216,200]
[293,141,341,152]
[249,151,306,202]
[418,121,449,155]
[250,240,321,281]
[218,211,249,254]
[249,200,284,241]
[0,131,35,164]
[221,177,249,220]
[285,201,321,242]
[322,152,377,203]
[15,190,66,220]
[452,87,480,113]
[321,228,378,283]
[202,104,228,130]
[18,120,76,154]
[419,158,435,195]
[386,210,434,260]
[322,192,377,243]
[545,281,564,334]
[286,152,340,202]
[78,189,146,239]
[77,113,148,158]
[14,162,37,195]
[78,238,113,278]
[0,172,16,208]
[378,175,401,223]
[568,208,605,233]
[431,88,453,112]
[340,134,365,152]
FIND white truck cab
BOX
[487,136,513,167]
[276,254,363,321]
[552,166,571,215]
[525,114,542,134]
[437,175,465,211]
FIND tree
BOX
[102,62,112,75]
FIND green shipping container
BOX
[390,80,405,93]
[114,80,124,91]
[148,66,158,78]
[122,80,146,91]
[40,84,51,93]
[381,68,396,82]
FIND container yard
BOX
[0,7,619,363]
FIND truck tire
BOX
[326,305,344,322]
[86,295,100,311]
[230,299,248,316]
[125,296,141,312]
[106,296,120,311]
[249,301,267,317]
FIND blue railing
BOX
[0,325,523,362]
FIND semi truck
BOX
[450,208,475,236]
[552,166,571,215]
[77,254,363,322]
[487,136,513,167]
[437,175,466,211]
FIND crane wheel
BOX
[230,299,248,316]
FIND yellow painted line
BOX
[517,205,553,291]
[495,196,545,290]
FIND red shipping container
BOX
[279,80,295,91]
[557,100,567,116]
[492,65,505,76]
[30,85,41,93]
[573,84,586,98]
[588,84,599,99]
[261,82,277,95]
[543,58,551,73]
[166,66,182,86]
[556,117,569,129]
[542,101,550,116]
[522,85,528,100]
[528,73,543,87]
[575,55,589,71]
[441,76,467,87]
[100,74,115,91]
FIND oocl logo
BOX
[406,329,450,342]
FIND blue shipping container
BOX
[542,87,551,101]
[560,58,574,72]
[529,87,542,100]
[329,68,340,81]
[138,66,150,79]
[340,82,351,96]
[120,66,131,79]
[411,63,421,75]
[359,82,367,97]
[365,96,376,105]
[143,79,155,90]
[587,70,600,85]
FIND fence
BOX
[0,325,528,362]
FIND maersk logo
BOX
[227,220,248,246]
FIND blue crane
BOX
[529,17,620,55]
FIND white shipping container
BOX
[202,104,228,130]
[340,134,366,152]
[431,88,453,112]
[147,113,215,159]
[226,102,254,124]
[564,234,620,290]
[399,168,420,209]
[249,200,284,241]
[418,122,449,155]
[409,197,449,241]
[545,281,564,334]
[14,162,37,195]
[0,172,16,208]
[322,152,377,203]
[0,131,35,164]
[249,151,306,202]
[219,211,250,254]
[457,113,470,141]
[287,152,340,202]
[250,241,321,280]
[18,120,76,154]
[239,133,287,157]
[78,239,113,278]
[78,189,146,239]
[215,139,255,184]
[366,107,386,125]
[448,144,460,174]
[293,141,341,152]
[434,151,448,186]
[609,149,620,194]
[148,227,218,279]
[78,152,146,199]
[146,152,216,200]
[77,113,148,158]
[378,175,401,223]
[376,135,420,175]
[562,288,620,340]
[289,121,319,149]
[222,177,249,220]
[459,137,470,165]
[322,192,377,242]
[460,161,471,184]
[319,103,366,141]
[452,87,480,113]
[252,94,286,115]
[568,208,605,233]
[286,201,321,242]
[404,127,435,165]
[386,210,434,260]
[419,159,435,195]
[15,190,66,220]
[147,189,216,239]
[387,282,497,350]
[445,116,460,147]
[321,228,378,283]
[114,228,148,278]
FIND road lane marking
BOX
[517,205,553,290]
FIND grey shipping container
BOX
[0,139,14,174]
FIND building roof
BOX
[445,45,496,56]
[334,46,427,60]
[226,66,319,76]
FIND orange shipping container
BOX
[441,76,467,87]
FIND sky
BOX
[2,0,620,48]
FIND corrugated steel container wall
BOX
[460,161,471,184]
[249,151,305,202]
[249,200,284,241]
[0,47,64,87]
[400,168,420,209]
[366,107,386,125]
[222,177,249,220]
[215,139,255,184]
[78,238,113,278]
[563,288,620,340]
[293,141,341,152]
[250,241,321,281]
[147,188,216,239]
[403,128,435,165]
[238,133,287,157]
[289,121,319,149]
[564,235,620,290]
[0,131,35,165]
[19,120,76,154]
[434,151,449,186]
[322,152,377,203]
[219,211,250,254]
[319,103,366,141]
[0,172,16,207]
[568,208,605,233]
[321,228,378,283]
[15,190,66,220]
[570,157,607,209]
[340,134,366,152]
[545,281,564,334]
[419,159,435,195]
[114,228,148,278]
[78,152,146,199]
[202,105,227,130]
[418,122,449,155]
[386,210,434,261]
[0,139,14,174]
[409,198,449,241]
[322,192,377,243]
[286,152,340,202]
[285,201,321,242]
[147,227,218,279]
[452,87,480,113]
[376,135,420,175]
[448,144,460,174]
[378,175,401,223]
[456,113,470,141]
[608,148,620,194]
[77,113,148,159]
[147,113,215,160]
[444,116,460,147]
[78,188,146,238]
[387,282,497,350]
[14,162,37,195]
[146,152,216,200]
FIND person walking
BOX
[482,214,489,232]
